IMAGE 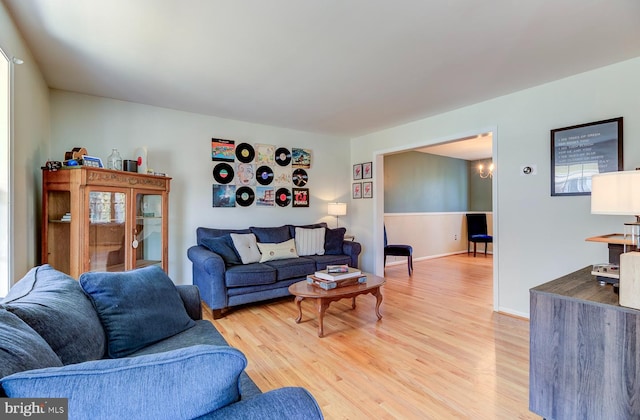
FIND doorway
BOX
[374,128,498,310]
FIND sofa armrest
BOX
[1,345,247,420]
[342,240,362,268]
[176,285,202,320]
[187,245,229,311]
[196,387,324,420]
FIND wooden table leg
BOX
[294,296,304,323]
[315,298,330,337]
[373,287,383,320]
[351,297,356,309]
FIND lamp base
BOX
[619,251,640,309]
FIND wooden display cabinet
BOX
[42,167,171,278]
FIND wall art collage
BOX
[211,138,312,208]
[352,161,372,199]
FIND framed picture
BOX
[363,162,372,179]
[292,188,309,207]
[352,182,362,199]
[82,155,103,168]
[551,117,623,196]
[353,163,362,180]
[363,181,373,198]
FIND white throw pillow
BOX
[295,227,326,256]
[230,233,261,264]
[257,239,298,262]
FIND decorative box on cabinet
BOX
[529,266,640,419]
[42,167,171,278]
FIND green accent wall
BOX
[384,152,492,213]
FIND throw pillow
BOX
[0,309,63,379]
[79,265,196,358]
[0,264,106,364]
[325,227,347,255]
[230,233,262,264]
[250,225,291,243]
[1,345,246,420]
[201,235,242,265]
[295,227,326,256]
[257,239,298,262]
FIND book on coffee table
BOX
[314,267,362,281]
[307,274,367,290]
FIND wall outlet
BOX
[454,234,458,240]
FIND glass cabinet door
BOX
[134,192,163,269]
[88,191,127,272]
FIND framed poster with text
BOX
[550,117,623,196]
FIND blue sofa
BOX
[188,223,362,318]
[0,264,323,420]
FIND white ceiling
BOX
[4,0,640,137]
[417,134,493,161]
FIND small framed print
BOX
[292,188,309,207]
[363,181,373,198]
[352,182,362,199]
[82,155,103,168]
[363,162,372,179]
[353,163,362,180]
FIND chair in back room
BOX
[384,226,413,276]
[466,213,493,257]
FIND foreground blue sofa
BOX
[0,265,323,420]
[188,223,362,318]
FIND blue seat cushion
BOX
[0,309,63,380]
[225,263,277,287]
[471,234,493,242]
[1,345,246,420]
[305,254,352,270]
[263,257,317,281]
[0,265,106,364]
[79,266,196,358]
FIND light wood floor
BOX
[205,254,537,419]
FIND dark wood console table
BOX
[529,266,640,419]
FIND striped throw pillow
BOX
[294,227,326,256]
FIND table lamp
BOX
[591,170,640,309]
[327,202,347,228]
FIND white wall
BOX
[49,91,351,285]
[0,3,51,285]
[352,57,640,317]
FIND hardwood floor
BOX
[206,254,537,419]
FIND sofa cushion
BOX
[258,239,298,262]
[324,227,347,255]
[197,227,251,246]
[79,266,196,358]
[0,309,63,380]
[225,263,277,288]
[1,345,246,420]
[289,223,327,238]
[202,234,242,266]
[0,265,106,364]
[295,227,326,256]
[263,257,317,281]
[230,233,262,264]
[250,225,291,243]
[305,254,352,270]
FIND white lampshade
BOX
[327,202,347,216]
[591,171,640,215]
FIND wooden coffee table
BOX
[288,273,385,337]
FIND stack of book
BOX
[307,265,366,290]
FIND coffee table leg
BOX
[352,297,356,309]
[374,287,383,320]
[315,298,330,337]
[294,296,304,323]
